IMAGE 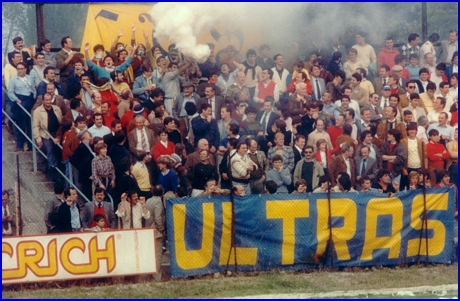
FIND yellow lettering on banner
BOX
[2,240,58,280]
[361,198,403,260]
[266,200,309,265]
[60,236,116,274]
[174,203,215,270]
[218,202,258,265]
[316,199,357,261]
[407,193,448,257]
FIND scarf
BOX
[81,80,111,92]
[243,61,257,80]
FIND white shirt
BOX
[88,124,111,138]
[407,138,422,168]
[343,155,351,178]
[136,128,151,152]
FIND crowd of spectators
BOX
[3,28,458,251]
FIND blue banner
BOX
[166,188,456,278]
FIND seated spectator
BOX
[264,181,277,195]
[313,175,332,193]
[292,179,307,194]
[192,149,219,197]
[359,175,378,192]
[266,155,292,194]
[241,106,263,141]
[372,169,396,193]
[434,170,454,188]
[408,171,420,190]
[418,168,433,188]
[199,179,231,196]
[233,185,247,196]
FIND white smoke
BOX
[150,3,220,62]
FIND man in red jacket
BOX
[253,69,279,109]
[427,129,450,183]
[377,37,400,69]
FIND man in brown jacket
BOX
[377,106,407,143]
[329,142,355,187]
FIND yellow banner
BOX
[81,3,262,58]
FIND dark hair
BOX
[390,94,400,103]
[294,179,307,190]
[39,38,51,50]
[426,82,437,92]
[70,98,82,110]
[406,123,417,132]
[273,54,282,61]
[245,106,258,115]
[436,63,447,71]
[332,51,342,61]
[409,53,419,60]
[377,169,391,181]
[184,102,197,116]
[44,66,55,76]
[428,33,440,43]
[12,36,23,45]
[403,110,413,117]
[335,70,346,81]
[408,33,419,43]
[338,174,352,191]
[246,48,257,57]
[318,175,331,186]
[357,68,367,78]
[265,181,277,194]
[60,36,70,48]
[93,214,105,223]
[53,180,66,194]
[200,103,212,113]
[409,93,420,100]
[114,130,126,144]
[110,70,122,82]
[345,108,355,119]
[360,129,372,142]
[228,123,239,135]
[359,175,371,185]
[437,170,450,182]
[272,154,283,163]
[342,123,352,136]
[388,128,402,142]
[352,73,362,82]
[228,137,239,149]
[394,54,406,64]
[380,64,390,72]
[419,68,429,75]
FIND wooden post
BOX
[422,3,427,42]
[36,3,46,47]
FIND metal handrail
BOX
[3,108,90,203]
[42,128,72,184]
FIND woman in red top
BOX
[426,129,450,183]
[152,129,175,161]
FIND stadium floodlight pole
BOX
[225,149,238,275]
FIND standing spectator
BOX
[196,84,225,121]
[403,93,427,122]
[400,33,420,64]
[426,129,450,183]
[33,83,67,116]
[7,62,36,151]
[266,155,292,194]
[400,123,427,190]
[2,190,16,236]
[253,68,279,108]
[32,93,63,181]
[145,185,166,281]
[230,142,258,195]
[328,143,355,187]
[414,68,434,94]
[293,145,324,192]
[116,191,150,229]
[88,113,111,139]
[354,145,378,191]
[92,142,116,196]
[220,138,239,191]
[271,54,290,101]
[30,53,47,88]
[352,32,378,74]
[378,36,400,69]
[172,80,200,119]
[127,115,156,160]
[113,158,139,209]
[132,64,161,105]
[267,132,295,172]
[161,59,192,114]
[39,39,56,67]
[376,106,407,143]
[406,54,421,81]
[131,153,152,199]
[82,187,116,229]
[379,129,408,185]
[445,52,458,81]
[419,33,440,67]
[373,64,390,96]
[55,36,76,92]
[314,139,333,174]
[440,30,457,65]
[247,138,268,194]
[447,127,458,185]
[256,44,275,71]
[56,187,82,233]
[44,181,66,231]
[157,157,178,194]
[152,129,175,161]
[7,36,33,70]
[191,103,220,154]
